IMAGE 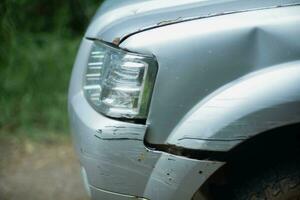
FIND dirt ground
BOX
[0,137,89,200]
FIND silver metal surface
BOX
[69,1,300,199]
[68,39,224,200]
[167,62,300,151]
[86,0,300,43]
[120,5,300,151]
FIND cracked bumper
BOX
[68,39,223,200]
[69,92,223,200]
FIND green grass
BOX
[0,32,81,136]
[0,1,102,138]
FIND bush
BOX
[0,0,102,135]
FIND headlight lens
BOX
[84,41,157,119]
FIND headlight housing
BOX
[83,40,157,119]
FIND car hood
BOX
[85,0,300,44]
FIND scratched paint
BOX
[69,92,224,199]
[68,1,300,199]
[85,0,300,43]
[120,5,300,152]
[95,125,146,141]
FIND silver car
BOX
[68,0,300,199]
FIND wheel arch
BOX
[166,61,300,152]
[194,122,300,199]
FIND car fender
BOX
[167,61,300,151]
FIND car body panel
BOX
[86,0,300,44]
[120,5,300,151]
[68,39,224,200]
[167,62,300,151]
[69,1,300,199]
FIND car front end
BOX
[68,37,223,199]
[68,0,300,199]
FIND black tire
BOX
[232,160,300,200]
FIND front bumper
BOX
[68,39,224,200]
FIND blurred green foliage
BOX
[0,0,102,136]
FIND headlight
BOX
[83,41,157,119]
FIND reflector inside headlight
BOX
[84,41,157,119]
